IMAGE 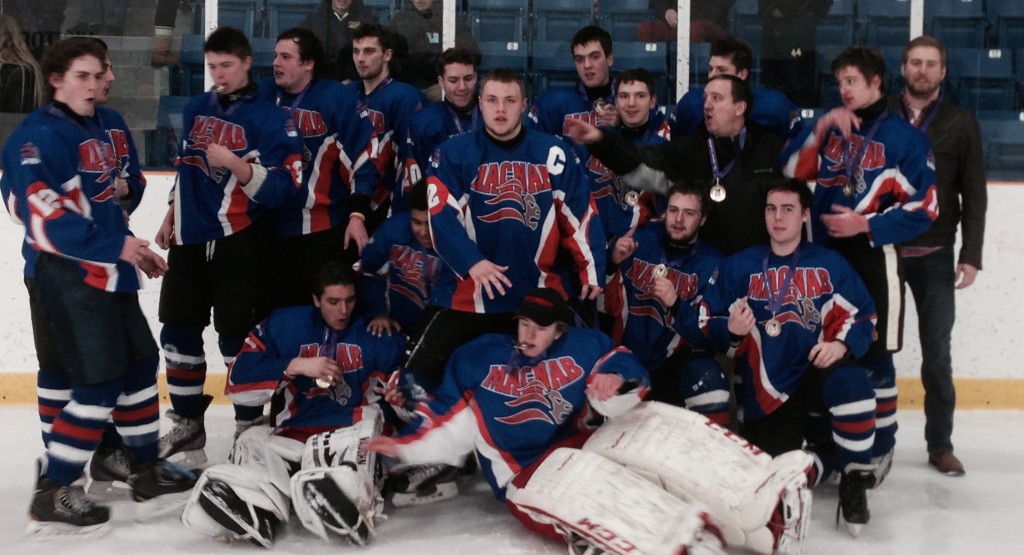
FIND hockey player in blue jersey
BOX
[782,46,939,489]
[364,288,652,543]
[689,178,879,535]
[154,26,305,466]
[347,23,426,220]
[356,179,455,343]
[601,181,729,425]
[402,47,481,188]
[672,36,802,139]
[3,37,196,537]
[259,27,380,309]
[588,67,670,242]
[403,68,604,390]
[182,261,407,547]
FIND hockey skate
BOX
[198,479,279,548]
[836,470,872,537]
[387,464,459,507]
[86,446,134,494]
[27,476,111,539]
[159,394,213,468]
[868,450,894,488]
[129,458,199,520]
[301,476,373,546]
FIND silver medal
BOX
[653,264,668,279]
[710,183,727,203]
[316,378,333,388]
[593,98,608,113]
[624,190,639,206]
[765,318,781,337]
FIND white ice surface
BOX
[0,407,1019,554]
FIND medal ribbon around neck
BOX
[843,110,889,187]
[708,126,746,184]
[761,246,801,324]
[901,92,943,134]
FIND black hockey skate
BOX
[387,464,459,507]
[27,476,111,539]
[302,476,371,546]
[86,446,135,493]
[129,458,199,520]
[837,470,872,537]
[159,394,213,467]
[198,479,279,548]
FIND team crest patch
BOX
[19,142,40,165]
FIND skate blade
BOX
[85,477,132,496]
[843,520,865,538]
[25,519,111,540]
[390,481,458,507]
[134,490,192,521]
[166,448,208,470]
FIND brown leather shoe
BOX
[928,450,965,476]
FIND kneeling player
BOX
[686,179,880,536]
[366,289,732,553]
[181,263,407,546]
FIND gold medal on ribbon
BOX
[765,318,782,337]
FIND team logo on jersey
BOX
[473,161,550,229]
[364,108,385,134]
[388,245,441,307]
[481,356,583,425]
[626,259,699,324]
[19,142,40,165]
[78,138,119,187]
[818,134,887,191]
[298,342,364,405]
[180,115,249,178]
[585,155,619,202]
[746,266,834,331]
[289,107,328,138]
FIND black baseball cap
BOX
[515,288,573,327]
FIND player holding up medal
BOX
[676,179,880,536]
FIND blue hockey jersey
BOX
[781,106,938,247]
[673,86,803,139]
[426,128,604,313]
[392,327,649,501]
[2,105,145,292]
[356,211,456,329]
[227,306,406,442]
[691,243,876,420]
[345,78,425,213]
[403,99,482,187]
[602,225,723,369]
[173,89,304,244]
[258,77,380,237]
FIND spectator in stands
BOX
[151,0,183,68]
[636,0,734,43]
[672,36,801,140]
[67,0,126,36]
[303,0,377,81]
[759,0,833,107]
[4,0,66,58]
[0,13,44,112]
[889,35,987,477]
[388,0,479,100]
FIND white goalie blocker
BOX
[507,448,727,555]
[583,402,813,554]
[182,407,386,546]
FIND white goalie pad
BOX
[507,448,727,555]
[582,402,814,554]
[181,463,291,540]
[291,408,385,545]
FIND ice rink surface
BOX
[0,407,1018,555]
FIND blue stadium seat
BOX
[175,33,206,97]
[732,0,763,50]
[989,0,1024,50]
[188,0,263,37]
[251,38,277,83]
[611,41,669,100]
[816,44,845,108]
[926,0,987,49]
[478,40,529,73]
[686,41,712,89]
[597,0,656,44]
[976,111,1024,178]
[859,0,911,47]
[533,0,595,43]
[878,45,905,97]
[948,48,1015,112]
[530,40,578,94]
[267,0,319,38]
[362,0,397,26]
[815,0,857,48]
[466,0,529,43]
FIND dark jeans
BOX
[902,247,957,453]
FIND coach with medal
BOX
[566,74,784,256]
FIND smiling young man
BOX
[257,27,380,310]
[2,37,196,537]
[781,46,938,488]
[346,23,426,218]
[886,36,986,477]
[690,178,879,535]
[155,26,304,465]
[567,74,785,256]
[601,181,728,423]
[403,47,482,185]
